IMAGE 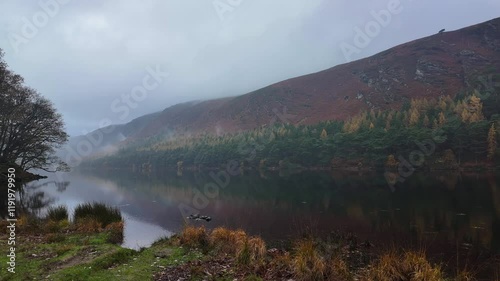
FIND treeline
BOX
[82,91,500,171]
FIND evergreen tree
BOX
[432,118,439,129]
[423,115,430,127]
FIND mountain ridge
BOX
[67,17,500,160]
[132,16,499,138]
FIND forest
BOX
[82,89,500,172]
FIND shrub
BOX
[329,256,352,281]
[209,228,265,267]
[180,226,208,249]
[454,269,477,281]
[247,236,267,265]
[231,229,248,257]
[44,220,63,233]
[210,227,233,252]
[46,205,68,222]
[268,250,293,276]
[73,202,122,228]
[105,221,124,244]
[237,241,251,265]
[75,218,102,233]
[362,250,445,281]
[209,227,248,256]
[17,213,42,234]
[293,239,326,281]
[42,216,69,234]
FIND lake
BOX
[20,169,500,260]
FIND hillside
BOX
[131,17,500,139]
[60,112,160,158]
[70,17,500,161]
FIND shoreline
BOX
[79,162,500,174]
[1,225,498,280]
[0,162,47,183]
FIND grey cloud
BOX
[0,0,498,136]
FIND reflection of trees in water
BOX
[55,181,70,192]
[19,191,53,216]
[0,181,51,218]
[487,175,500,252]
[436,172,460,190]
[81,169,500,253]
[0,179,70,218]
[389,174,500,279]
[18,182,55,217]
[306,171,500,254]
[488,175,500,219]
[23,180,70,193]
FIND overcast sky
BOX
[0,0,499,136]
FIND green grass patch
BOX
[0,232,201,281]
[91,248,136,270]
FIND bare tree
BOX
[0,49,68,171]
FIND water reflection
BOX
[18,169,500,256]
[0,179,57,224]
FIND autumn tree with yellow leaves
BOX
[320,128,328,140]
[386,154,398,168]
[460,95,485,123]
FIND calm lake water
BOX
[21,169,500,257]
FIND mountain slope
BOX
[69,17,500,160]
[59,112,161,160]
[132,17,500,140]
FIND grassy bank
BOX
[1,223,494,280]
[0,229,201,280]
[0,203,201,281]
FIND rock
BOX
[460,50,475,56]
[187,214,212,222]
